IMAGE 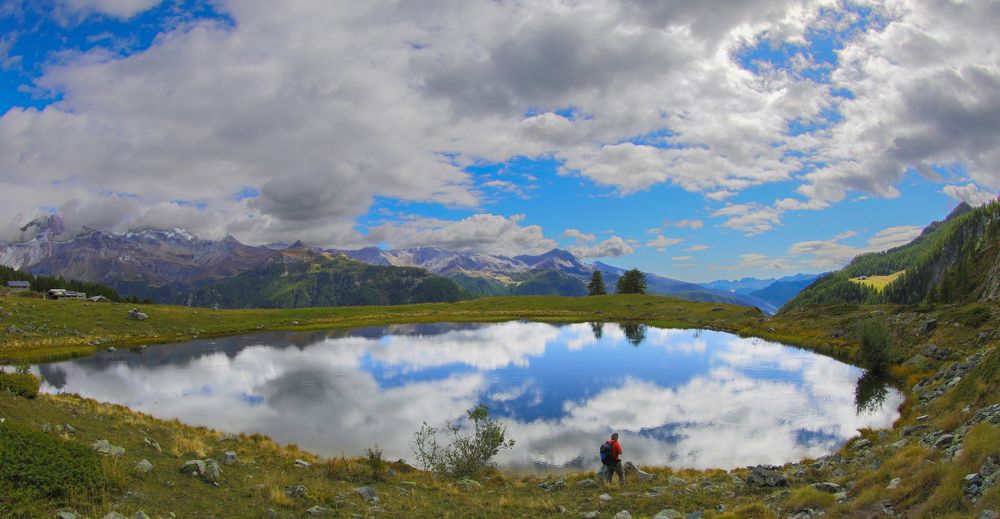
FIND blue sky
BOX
[1,0,997,282]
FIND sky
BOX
[0,0,998,282]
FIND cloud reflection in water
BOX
[32,322,902,470]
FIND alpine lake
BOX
[26,321,903,472]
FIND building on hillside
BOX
[5,280,30,292]
[48,289,86,300]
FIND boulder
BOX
[223,451,237,466]
[921,320,938,333]
[294,459,311,468]
[133,513,150,519]
[538,478,566,492]
[887,478,901,490]
[102,513,128,519]
[306,506,327,515]
[356,485,379,503]
[582,512,599,519]
[576,478,598,488]
[456,478,482,490]
[599,493,612,501]
[91,439,111,455]
[180,459,221,485]
[934,434,955,449]
[135,459,153,474]
[285,485,307,498]
[613,511,632,519]
[623,461,656,482]
[653,511,682,519]
[127,308,148,321]
[746,465,788,487]
[814,482,842,493]
[56,512,78,519]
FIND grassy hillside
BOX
[2,298,998,518]
[784,201,1000,311]
[185,255,467,309]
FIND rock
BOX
[91,439,112,455]
[891,439,908,449]
[539,478,566,492]
[305,506,326,515]
[356,485,379,503]
[143,437,162,452]
[685,513,704,519]
[133,513,150,519]
[181,460,207,477]
[294,459,311,468]
[135,459,153,474]
[903,424,928,436]
[223,451,237,466]
[557,506,568,513]
[576,478,598,488]
[653,511,682,519]
[835,491,849,503]
[599,493,612,501]
[980,510,998,519]
[814,482,842,493]
[181,459,221,484]
[613,511,632,519]
[107,346,116,352]
[456,478,482,490]
[102,513,128,519]
[623,461,656,482]
[922,320,938,333]
[285,485,307,498]
[667,476,687,486]
[127,308,148,321]
[852,438,872,451]
[109,445,125,458]
[582,512,598,519]
[266,510,277,519]
[887,478,901,490]
[56,512,78,519]
[903,354,931,369]
[746,465,788,487]
[934,434,955,449]
[65,424,75,435]
[966,473,983,485]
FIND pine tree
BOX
[616,268,647,294]
[587,271,607,296]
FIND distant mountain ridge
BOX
[0,216,805,312]
[783,201,1000,311]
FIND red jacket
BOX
[609,439,622,461]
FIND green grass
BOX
[0,370,39,398]
[850,270,905,291]
[0,294,765,364]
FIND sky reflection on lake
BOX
[31,322,903,470]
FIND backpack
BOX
[599,440,614,466]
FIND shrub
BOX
[858,318,893,373]
[0,420,102,503]
[0,370,39,399]
[411,404,515,479]
[364,444,387,482]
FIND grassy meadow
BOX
[2,294,999,518]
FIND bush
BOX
[858,318,893,373]
[0,420,102,503]
[411,404,515,479]
[0,370,39,399]
[364,444,387,482]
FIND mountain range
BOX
[0,215,818,312]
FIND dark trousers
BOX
[605,460,624,486]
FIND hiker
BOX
[600,432,624,487]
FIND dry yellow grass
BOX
[849,270,904,291]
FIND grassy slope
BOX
[850,271,904,291]
[2,296,999,518]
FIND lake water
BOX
[29,322,903,471]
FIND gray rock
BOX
[890,439,908,449]
[613,511,632,519]
[109,445,125,458]
[623,461,656,482]
[102,513,128,519]
[294,458,311,468]
[305,506,326,515]
[667,476,687,486]
[934,434,955,449]
[582,512,599,519]
[133,513,150,519]
[980,510,998,519]
[56,512,78,519]
[202,459,222,483]
[835,491,849,503]
[285,485,307,498]
[64,424,75,435]
[181,460,207,477]
[576,478,598,488]
[456,478,482,490]
[902,424,927,436]
[965,473,983,485]
[599,493,612,501]
[135,459,153,474]
[266,510,277,519]
[91,439,111,455]
[887,478,901,490]
[746,465,788,487]
[557,506,568,514]
[223,451,237,466]
[814,482,842,493]
[127,308,148,321]
[685,513,704,519]
[922,320,937,333]
[653,511,682,519]
[852,438,872,451]
[181,459,221,484]
[356,485,379,503]
[143,437,161,452]
[539,478,566,492]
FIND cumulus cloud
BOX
[562,228,597,243]
[569,236,636,259]
[645,235,684,252]
[712,203,783,235]
[367,214,557,256]
[664,218,704,230]
[788,225,924,270]
[57,0,163,19]
[942,183,996,207]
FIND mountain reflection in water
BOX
[31,322,903,470]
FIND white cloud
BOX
[788,225,924,270]
[711,203,783,235]
[367,214,556,256]
[645,235,684,252]
[57,0,163,19]
[562,228,597,243]
[672,256,694,261]
[942,183,996,207]
[569,236,635,259]
[685,244,710,252]
[664,218,704,230]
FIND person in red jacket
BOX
[605,432,624,487]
